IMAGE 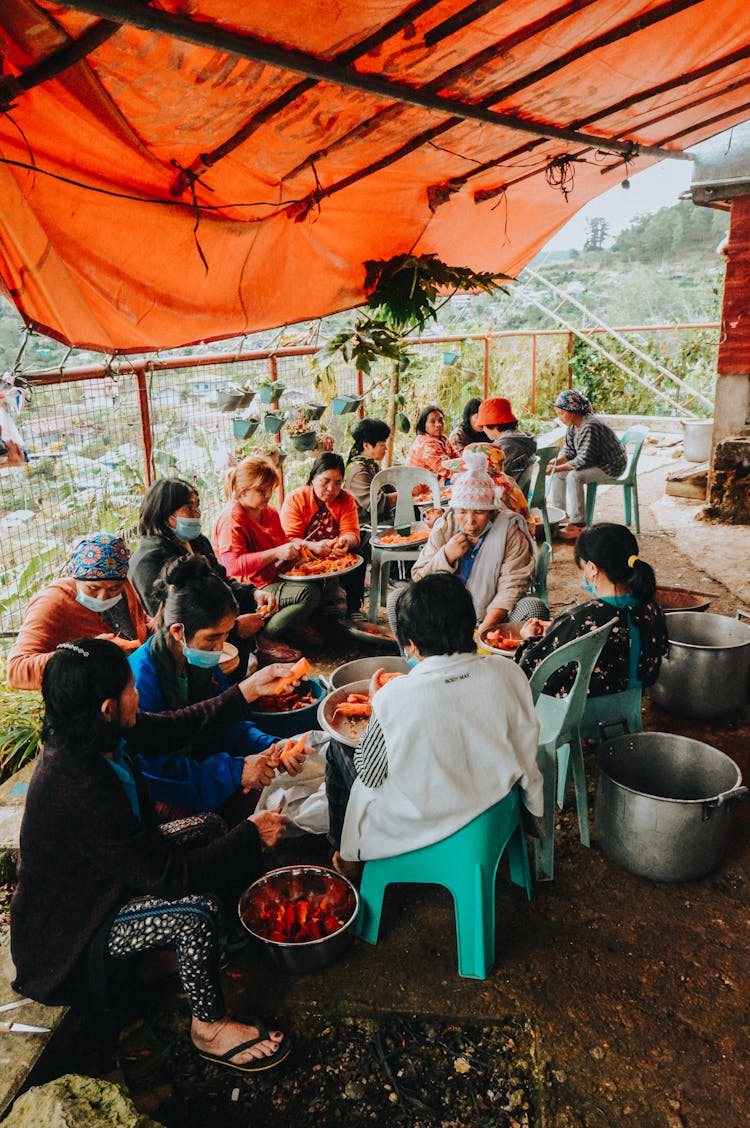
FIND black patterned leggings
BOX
[106,814,227,1023]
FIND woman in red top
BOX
[406,405,459,482]
[213,456,321,640]
[280,453,364,620]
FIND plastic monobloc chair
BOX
[355,786,532,979]
[531,542,552,607]
[367,467,441,621]
[528,621,614,880]
[578,686,643,744]
[526,445,559,554]
[585,425,649,532]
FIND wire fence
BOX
[0,323,718,633]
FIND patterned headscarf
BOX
[554,389,592,415]
[68,533,130,580]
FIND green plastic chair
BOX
[355,786,532,979]
[367,467,441,621]
[528,621,614,880]
[585,425,649,532]
[531,542,552,607]
[578,686,643,743]
[526,445,559,554]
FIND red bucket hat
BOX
[476,397,517,426]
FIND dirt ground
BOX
[17,449,750,1127]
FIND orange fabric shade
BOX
[0,0,748,353]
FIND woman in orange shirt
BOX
[280,453,364,621]
[213,456,321,642]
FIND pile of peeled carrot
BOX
[483,630,521,652]
[284,551,360,577]
[376,531,427,545]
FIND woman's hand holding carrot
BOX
[241,750,277,792]
[238,661,304,705]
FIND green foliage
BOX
[0,657,43,781]
[322,320,408,375]
[363,253,503,331]
[610,201,728,264]
[583,217,611,253]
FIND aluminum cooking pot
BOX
[325,655,410,691]
[650,611,750,720]
[595,732,746,882]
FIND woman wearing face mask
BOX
[325,573,543,878]
[7,533,150,690]
[515,523,668,698]
[11,637,294,1074]
[130,478,284,670]
[128,555,309,820]
[280,453,363,622]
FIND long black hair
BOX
[347,417,391,462]
[459,398,486,443]
[575,523,656,605]
[41,638,131,757]
[415,405,445,435]
[138,478,198,537]
[152,555,238,640]
[395,574,476,656]
[306,452,345,485]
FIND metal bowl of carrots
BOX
[317,679,373,747]
[238,865,359,973]
[477,623,524,657]
[247,676,326,738]
[327,655,410,691]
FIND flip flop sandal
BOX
[197,1021,291,1074]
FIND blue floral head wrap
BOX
[68,533,130,580]
[554,389,592,415]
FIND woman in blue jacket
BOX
[129,555,307,819]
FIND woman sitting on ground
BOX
[343,417,396,527]
[549,390,627,541]
[7,533,149,690]
[129,556,309,821]
[475,397,537,481]
[406,405,459,482]
[129,477,282,671]
[213,456,322,643]
[280,453,363,622]
[448,397,489,454]
[403,450,548,638]
[515,523,668,697]
[326,573,543,875]
[11,638,294,1074]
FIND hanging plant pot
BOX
[442,351,459,366]
[258,382,286,404]
[301,402,326,421]
[395,412,411,434]
[217,388,253,413]
[232,417,259,440]
[332,394,363,415]
[289,430,319,452]
[263,411,286,435]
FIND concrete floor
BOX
[232,432,750,1128]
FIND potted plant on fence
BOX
[217,383,255,413]
[286,413,319,451]
[301,401,326,420]
[263,409,286,435]
[232,416,259,440]
[258,378,286,404]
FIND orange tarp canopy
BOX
[0,0,748,353]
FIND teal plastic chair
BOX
[528,621,614,880]
[585,426,649,532]
[531,542,552,606]
[578,686,643,743]
[526,446,559,554]
[355,786,532,979]
[368,467,441,621]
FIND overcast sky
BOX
[543,158,694,251]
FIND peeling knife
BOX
[0,999,32,1013]
[0,1021,51,1034]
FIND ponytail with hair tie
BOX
[628,554,639,568]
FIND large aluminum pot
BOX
[595,732,746,882]
[326,655,409,691]
[651,611,750,719]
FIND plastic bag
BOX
[255,729,330,836]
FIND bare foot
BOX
[191,1016,284,1066]
[332,850,363,884]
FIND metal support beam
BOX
[63,0,691,163]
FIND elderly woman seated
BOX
[388,449,547,641]
[326,573,543,876]
[7,532,150,690]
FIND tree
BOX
[583,217,611,253]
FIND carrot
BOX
[278,733,309,771]
[284,552,359,577]
[272,657,312,696]
[376,671,404,687]
[332,702,372,721]
[345,693,370,703]
[377,532,427,545]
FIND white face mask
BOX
[76,590,123,613]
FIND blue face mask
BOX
[76,590,123,613]
[182,643,223,669]
[175,516,202,541]
[580,567,597,596]
[405,653,420,668]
